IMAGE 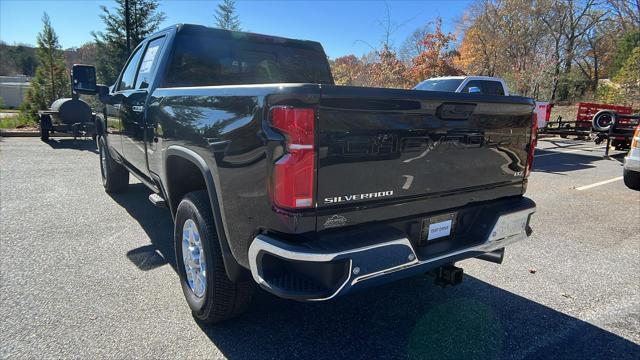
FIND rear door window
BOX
[135,37,165,89]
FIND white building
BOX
[0,75,31,108]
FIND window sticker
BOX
[139,45,159,74]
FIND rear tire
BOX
[623,169,640,190]
[39,114,51,141]
[40,127,49,141]
[175,190,253,324]
[97,135,129,193]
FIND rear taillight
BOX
[632,126,640,149]
[631,124,640,149]
[270,107,315,209]
[525,112,538,177]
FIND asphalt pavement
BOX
[1,137,639,359]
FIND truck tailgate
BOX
[316,86,534,215]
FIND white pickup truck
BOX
[414,76,551,129]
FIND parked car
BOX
[75,24,537,323]
[414,76,552,129]
[623,126,640,190]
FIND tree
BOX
[371,45,410,88]
[607,0,640,33]
[215,0,241,31]
[408,18,463,83]
[457,0,559,98]
[331,55,365,86]
[554,0,606,100]
[399,24,432,65]
[92,0,165,84]
[22,13,70,119]
[610,31,640,76]
[613,47,640,107]
[599,47,640,107]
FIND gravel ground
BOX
[1,137,639,359]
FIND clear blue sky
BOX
[0,0,472,58]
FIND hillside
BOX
[0,42,96,77]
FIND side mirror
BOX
[71,64,97,95]
[468,86,481,94]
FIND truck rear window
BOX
[165,33,334,87]
[414,79,463,92]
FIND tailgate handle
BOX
[437,103,476,120]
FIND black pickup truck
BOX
[73,24,537,323]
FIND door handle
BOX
[132,106,144,113]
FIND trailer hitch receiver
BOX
[430,264,464,287]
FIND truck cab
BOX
[414,76,509,96]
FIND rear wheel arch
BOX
[163,146,247,282]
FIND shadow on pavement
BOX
[533,149,625,174]
[110,184,640,360]
[44,138,98,153]
[108,183,176,271]
[202,276,639,360]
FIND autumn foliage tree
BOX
[331,55,365,86]
[330,18,460,89]
[371,45,410,88]
[328,0,637,105]
[456,0,637,101]
[408,18,463,82]
[457,0,555,98]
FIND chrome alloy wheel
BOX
[182,219,207,297]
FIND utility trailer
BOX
[38,65,97,141]
[38,97,96,141]
[543,102,633,140]
[593,111,640,152]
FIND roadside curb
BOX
[0,130,74,138]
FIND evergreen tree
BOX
[215,0,241,31]
[92,0,165,85]
[22,13,70,119]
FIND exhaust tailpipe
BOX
[476,248,505,264]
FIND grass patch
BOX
[0,113,37,129]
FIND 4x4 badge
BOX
[323,215,347,228]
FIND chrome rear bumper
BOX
[248,206,535,301]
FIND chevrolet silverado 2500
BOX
[73,24,537,323]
